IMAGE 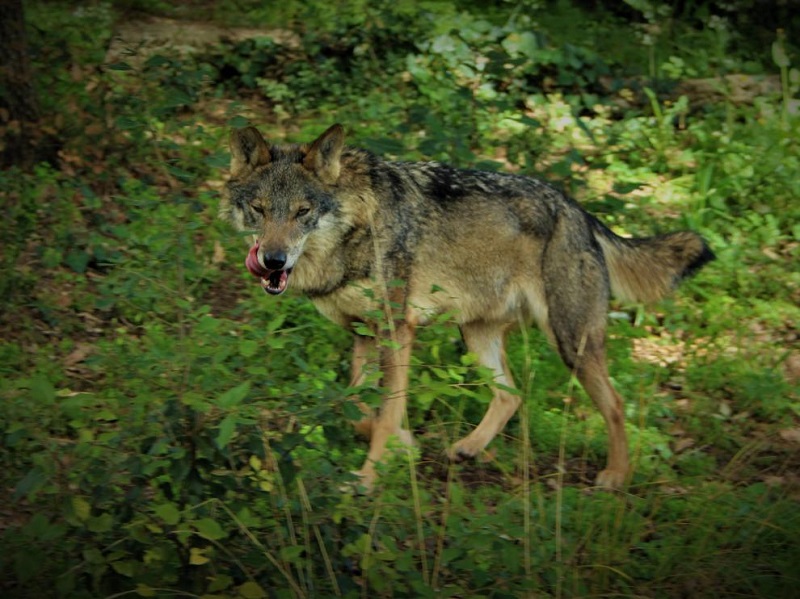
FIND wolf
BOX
[220,123,714,491]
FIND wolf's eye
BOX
[296,207,310,218]
[251,204,265,215]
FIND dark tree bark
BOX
[0,0,42,168]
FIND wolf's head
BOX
[221,124,345,295]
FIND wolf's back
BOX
[592,221,715,304]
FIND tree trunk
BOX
[0,0,42,168]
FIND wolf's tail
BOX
[592,220,715,304]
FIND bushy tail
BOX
[592,221,715,304]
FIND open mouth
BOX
[245,243,291,295]
[260,269,291,295]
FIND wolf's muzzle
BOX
[246,242,291,295]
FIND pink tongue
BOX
[245,242,270,277]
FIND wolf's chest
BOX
[310,280,384,328]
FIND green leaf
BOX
[72,496,91,521]
[502,31,538,58]
[13,468,47,500]
[65,249,90,273]
[218,382,250,408]
[154,502,181,525]
[144,54,171,68]
[190,547,210,565]
[353,322,375,337]
[116,116,144,130]
[266,313,287,332]
[516,114,541,128]
[208,573,234,592]
[165,165,194,183]
[163,89,193,108]
[279,545,305,563]
[107,61,133,71]
[239,339,258,358]
[25,513,50,536]
[111,559,136,577]
[88,512,114,533]
[228,115,250,128]
[362,137,407,155]
[430,34,456,54]
[612,181,643,194]
[216,414,237,449]
[82,547,104,565]
[248,455,262,471]
[15,551,43,583]
[343,400,365,421]
[772,39,790,69]
[195,517,226,541]
[236,507,261,528]
[204,151,231,169]
[238,581,266,599]
[30,376,55,404]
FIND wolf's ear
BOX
[303,124,345,184]
[229,127,271,176]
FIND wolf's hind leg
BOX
[545,249,629,489]
[573,354,629,489]
[448,321,520,461]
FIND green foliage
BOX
[2,1,798,597]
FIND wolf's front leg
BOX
[348,333,378,439]
[354,321,415,492]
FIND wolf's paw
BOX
[340,469,376,495]
[447,438,484,462]
[594,468,627,490]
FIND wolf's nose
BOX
[263,251,287,270]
